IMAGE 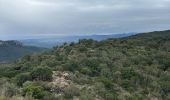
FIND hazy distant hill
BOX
[21,33,135,48]
[0,40,45,63]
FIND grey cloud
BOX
[0,0,170,39]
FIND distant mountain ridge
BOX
[21,33,136,48]
[0,40,45,63]
[0,40,23,47]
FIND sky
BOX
[0,0,170,40]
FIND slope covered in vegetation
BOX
[0,40,45,63]
[0,30,170,100]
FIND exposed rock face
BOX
[0,40,23,47]
[49,71,72,93]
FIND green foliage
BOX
[80,67,92,75]
[0,41,45,63]
[85,59,100,68]
[100,65,112,78]
[23,82,45,99]
[63,61,79,72]
[0,79,19,98]
[79,93,95,100]
[78,39,97,47]
[104,92,118,100]
[79,46,88,52]
[1,30,170,100]
[84,58,101,76]
[159,72,170,97]
[101,78,113,89]
[121,80,134,91]
[121,68,137,80]
[30,66,52,81]
[160,59,170,71]
[15,73,32,86]
[64,85,80,99]
[0,65,19,78]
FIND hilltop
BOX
[0,30,170,100]
[0,40,23,47]
[0,40,46,63]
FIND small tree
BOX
[101,78,113,89]
[30,66,52,81]
[64,85,80,99]
[160,59,170,71]
[63,61,79,72]
[23,82,45,99]
[121,68,137,80]
[15,73,31,86]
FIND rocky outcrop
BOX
[49,71,72,93]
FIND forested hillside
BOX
[0,40,45,63]
[0,30,170,100]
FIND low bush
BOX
[15,73,32,86]
[23,82,45,99]
[64,85,80,99]
[30,66,52,81]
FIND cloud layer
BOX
[0,0,170,39]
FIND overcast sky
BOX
[0,0,170,40]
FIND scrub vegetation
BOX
[0,30,170,100]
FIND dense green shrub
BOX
[121,68,137,80]
[159,72,170,97]
[100,66,112,78]
[63,61,79,72]
[23,82,45,99]
[85,59,100,68]
[30,66,52,81]
[80,67,92,75]
[104,93,118,100]
[79,39,97,47]
[0,66,19,78]
[79,92,95,100]
[15,73,32,86]
[84,58,101,76]
[0,81,19,97]
[101,78,113,89]
[42,93,59,100]
[121,80,134,91]
[160,59,170,71]
[79,46,88,52]
[64,85,80,99]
